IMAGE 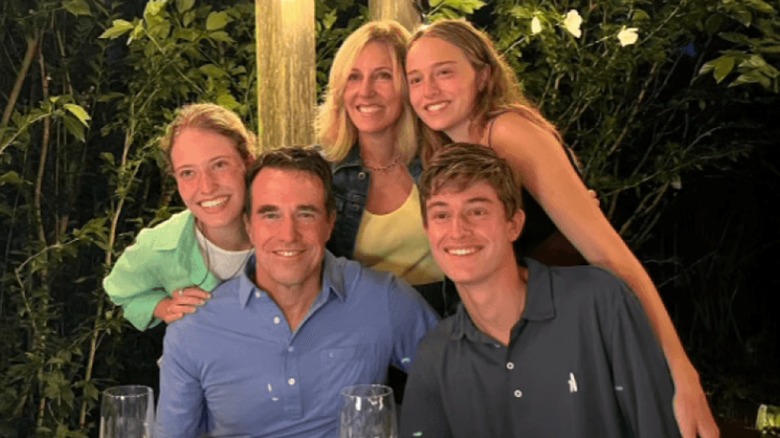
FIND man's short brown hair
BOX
[245,146,337,218]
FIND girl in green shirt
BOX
[103,103,256,330]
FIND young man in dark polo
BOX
[399,143,681,438]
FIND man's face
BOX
[424,180,523,288]
[245,167,335,293]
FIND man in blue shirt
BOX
[155,146,438,438]
[399,143,681,438]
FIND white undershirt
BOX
[194,227,253,281]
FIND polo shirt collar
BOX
[451,257,556,342]
[237,250,347,308]
[522,258,556,321]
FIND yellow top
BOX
[354,185,444,286]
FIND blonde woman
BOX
[317,20,452,315]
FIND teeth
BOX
[447,247,477,256]
[275,250,301,257]
[200,196,228,208]
[358,105,381,114]
[426,102,447,112]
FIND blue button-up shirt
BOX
[155,251,439,438]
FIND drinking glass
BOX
[99,385,155,438]
[338,384,398,438]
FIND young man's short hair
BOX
[418,143,522,223]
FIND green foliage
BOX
[314,1,368,100]
[698,0,780,92]
[426,0,487,20]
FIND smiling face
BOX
[406,36,486,142]
[245,167,335,294]
[344,41,404,140]
[424,180,523,288]
[171,127,248,237]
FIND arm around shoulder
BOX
[607,283,681,438]
[103,232,170,330]
[490,113,716,438]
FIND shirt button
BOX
[288,346,294,352]
[288,378,296,386]
[273,316,281,324]
[254,291,262,298]
[357,172,366,180]
[506,362,515,370]
[514,389,523,398]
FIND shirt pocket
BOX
[319,344,383,389]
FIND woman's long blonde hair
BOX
[408,19,561,165]
[316,20,419,164]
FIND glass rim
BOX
[102,385,153,398]
[340,383,394,398]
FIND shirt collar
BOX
[237,250,347,308]
[522,258,556,321]
[450,257,556,342]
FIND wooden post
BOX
[368,0,422,32]
[255,0,316,151]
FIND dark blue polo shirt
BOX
[399,258,680,438]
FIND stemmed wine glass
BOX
[99,385,155,438]
[338,384,398,438]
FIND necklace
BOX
[361,153,401,173]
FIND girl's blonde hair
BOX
[408,19,561,165]
[159,103,257,170]
[316,20,419,164]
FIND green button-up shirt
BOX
[103,210,221,330]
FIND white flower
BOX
[531,16,542,35]
[563,10,582,38]
[617,26,639,47]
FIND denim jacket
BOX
[327,144,423,259]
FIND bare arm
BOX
[488,112,718,438]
